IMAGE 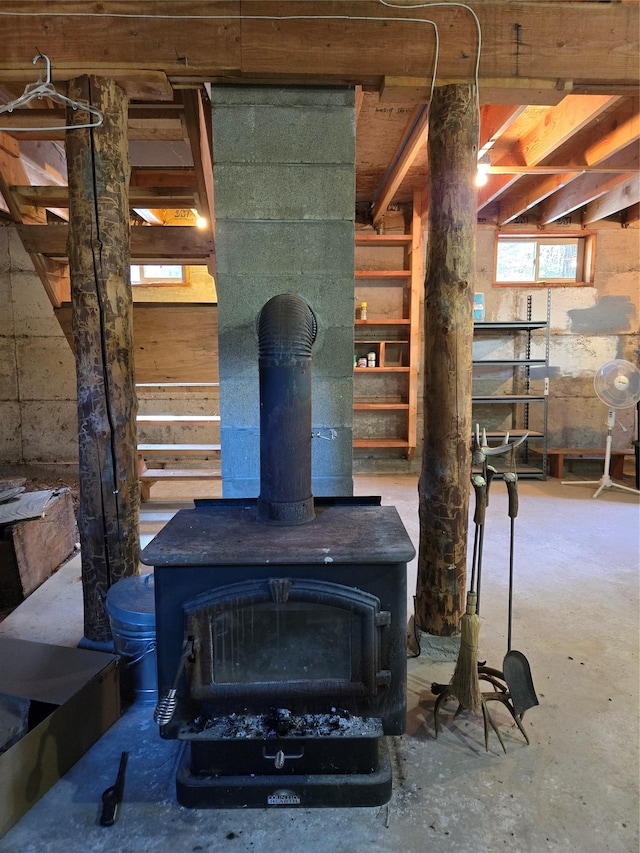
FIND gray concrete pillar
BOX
[211,86,355,497]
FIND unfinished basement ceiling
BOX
[0,2,637,308]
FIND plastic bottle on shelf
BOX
[360,301,367,320]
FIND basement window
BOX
[494,233,595,286]
[130,265,188,286]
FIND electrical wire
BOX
[378,1,482,152]
[0,4,483,146]
[0,4,482,173]
[0,2,482,92]
[0,3,484,644]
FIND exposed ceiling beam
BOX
[0,3,635,95]
[497,100,640,223]
[0,111,186,141]
[0,144,65,306]
[539,146,640,224]
[582,175,640,224]
[181,88,216,275]
[583,99,640,166]
[372,105,427,227]
[622,203,640,227]
[16,223,215,262]
[130,167,197,188]
[0,68,174,101]
[479,104,526,153]
[380,76,574,107]
[478,95,619,211]
[13,185,199,210]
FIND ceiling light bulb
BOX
[195,215,208,229]
[475,153,491,188]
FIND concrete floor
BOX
[0,473,638,852]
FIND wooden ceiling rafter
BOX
[497,99,640,224]
[0,1,637,305]
[17,223,215,263]
[582,175,640,225]
[371,104,428,228]
[181,87,216,277]
[0,104,187,142]
[0,2,634,87]
[477,95,621,211]
[0,133,68,306]
[539,145,640,225]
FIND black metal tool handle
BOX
[504,472,519,519]
[484,464,498,505]
[504,472,519,652]
[100,751,128,827]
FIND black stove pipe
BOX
[256,294,317,525]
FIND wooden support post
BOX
[66,76,139,644]
[415,84,478,637]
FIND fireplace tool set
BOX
[432,428,539,752]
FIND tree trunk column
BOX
[415,83,478,637]
[66,76,139,645]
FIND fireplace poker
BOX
[100,751,128,827]
[154,637,194,727]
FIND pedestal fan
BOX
[564,359,640,498]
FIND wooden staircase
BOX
[135,382,221,501]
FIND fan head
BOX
[594,359,640,409]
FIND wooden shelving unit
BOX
[353,193,423,459]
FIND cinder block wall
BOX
[211,86,355,497]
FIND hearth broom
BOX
[449,474,486,714]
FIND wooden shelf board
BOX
[136,382,219,388]
[355,270,411,279]
[355,234,412,246]
[355,367,410,373]
[355,319,410,325]
[354,403,409,410]
[356,339,409,345]
[136,414,220,423]
[137,443,220,454]
[353,438,411,449]
[139,468,221,481]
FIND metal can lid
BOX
[105,573,155,625]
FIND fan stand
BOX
[562,409,640,498]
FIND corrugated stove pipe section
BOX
[257,294,317,525]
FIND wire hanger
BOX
[0,53,104,132]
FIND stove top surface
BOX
[140,498,415,568]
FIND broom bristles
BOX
[450,592,482,713]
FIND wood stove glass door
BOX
[184,578,387,703]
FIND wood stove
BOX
[140,295,415,808]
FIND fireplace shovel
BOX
[502,472,539,717]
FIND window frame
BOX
[130,264,189,287]
[493,231,596,287]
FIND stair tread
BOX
[139,468,221,479]
[138,443,221,453]
[137,414,220,423]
